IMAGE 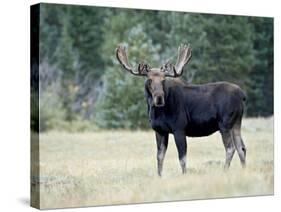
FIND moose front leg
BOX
[174,131,187,174]
[156,132,169,177]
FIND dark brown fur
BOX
[145,78,246,176]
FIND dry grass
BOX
[34,117,274,209]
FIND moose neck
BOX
[149,104,166,120]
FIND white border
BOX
[0,0,280,211]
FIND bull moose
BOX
[116,43,246,176]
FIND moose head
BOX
[116,44,192,107]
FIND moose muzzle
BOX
[153,92,165,107]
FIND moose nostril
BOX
[157,97,162,104]
[155,96,164,106]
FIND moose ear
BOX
[144,79,152,97]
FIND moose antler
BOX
[162,43,192,77]
[116,45,150,76]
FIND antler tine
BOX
[116,45,136,75]
[116,44,149,76]
[162,43,192,78]
[174,43,192,76]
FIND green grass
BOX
[34,117,274,209]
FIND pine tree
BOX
[95,24,160,129]
[246,17,273,116]
[55,8,77,121]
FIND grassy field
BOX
[33,117,274,209]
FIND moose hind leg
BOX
[220,130,235,170]
[156,132,169,177]
[232,124,246,167]
[174,131,187,174]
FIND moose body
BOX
[146,80,245,137]
[116,43,247,176]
